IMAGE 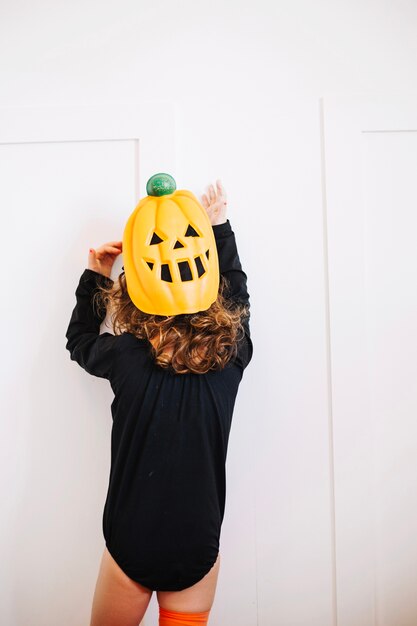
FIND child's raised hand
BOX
[201,179,228,226]
[88,241,123,278]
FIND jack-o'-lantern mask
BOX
[122,173,220,316]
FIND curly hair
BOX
[93,271,250,375]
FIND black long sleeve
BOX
[212,219,253,370]
[65,269,120,380]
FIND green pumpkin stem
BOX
[146,173,176,197]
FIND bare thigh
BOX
[157,553,221,613]
[90,546,153,626]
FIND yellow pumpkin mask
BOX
[122,173,220,316]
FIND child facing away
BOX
[65,179,253,626]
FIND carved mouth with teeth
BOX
[144,223,210,283]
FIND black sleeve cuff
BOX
[80,268,114,288]
[212,219,232,237]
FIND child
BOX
[65,179,253,626]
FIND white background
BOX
[1,1,417,625]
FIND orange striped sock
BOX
[159,605,211,625]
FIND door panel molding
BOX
[0,102,176,199]
[322,93,417,626]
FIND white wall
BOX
[1,1,417,625]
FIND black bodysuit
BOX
[65,219,253,591]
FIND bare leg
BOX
[156,553,221,613]
[90,546,153,626]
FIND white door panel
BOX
[0,104,175,626]
[323,94,417,626]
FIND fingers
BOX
[202,181,227,222]
[207,185,216,204]
[206,180,226,202]
[96,248,121,260]
[94,242,123,257]
[216,179,225,196]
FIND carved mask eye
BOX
[150,232,164,245]
[185,224,200,237]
